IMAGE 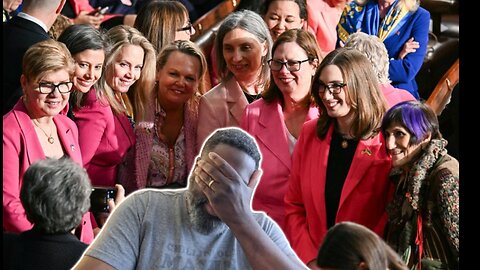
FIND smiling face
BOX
[264,0,305,40]
[384,123,430,168]
[72,49,105,93]
[157,51,201,107]
[271,41,316,101]
[222,28,268,83]
[21,69,71,118]
[107,44,144,93]
[187,143,256,233]
[318,64,352,120]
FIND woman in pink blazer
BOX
[241,29,321,231]
[3,39,94,244]
[284,48,394,268]
[196,10,273,150]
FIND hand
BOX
[73,10,103,29]
[96,184,125,228]
[398,37,420,59]
[307,259,321,270]
[194,152,262,225]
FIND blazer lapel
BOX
[256,100,291,168]
[311,126,332,222]
[226,78,248,125]
[15,108,45,164]
[54,117,81,162]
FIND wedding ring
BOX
[208,179,215,188]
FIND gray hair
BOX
[214,9,273,87]
[344,32,390,84]
[20,158,92,234]
[200,127,262,169]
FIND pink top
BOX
[3,99,94,244]
[380,83,416,108]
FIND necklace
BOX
[32,119,55,144]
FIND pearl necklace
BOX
[32,119,55,144]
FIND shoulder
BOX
[202,82,228,100]
[433,154,459,179]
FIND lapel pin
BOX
[361,148,372,156]
[70,144,75,151]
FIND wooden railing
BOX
[426,58,459,116]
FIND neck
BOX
[157,96,184,115]
[335,117,354,138]
[283,95,308,113]
[238,78,261,95]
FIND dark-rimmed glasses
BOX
[317,82,346,95]
[177,22,195,35]
[38,81,73,94]
[267,59,310,72]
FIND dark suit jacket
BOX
[3,15,50,115]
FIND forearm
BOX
[229,214,307,270]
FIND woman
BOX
[284,47,393,267]
[336,0,430,99]
[119,40,207,194]
[134,0,195,53]
[381,100,459,269]
[241,29,320,231]
[316,221,408,270]
[3,39,95,244]
[261,0,307,41]
[197,10,273,149]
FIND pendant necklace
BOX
[32,119,55,144]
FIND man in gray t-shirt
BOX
[73,128,307,270]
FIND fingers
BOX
[207,152,239,180]
[247,169,263,190]
[114,184,125,204]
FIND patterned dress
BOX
[384,139,459,269]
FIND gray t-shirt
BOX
[85,189,298,269]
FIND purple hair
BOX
[381,100,442,145]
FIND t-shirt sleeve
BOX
[84,191,145,269]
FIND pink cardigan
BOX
[241,98,318,230]
[3,99,94,244]
[73,89,135,187]
[284,119,394,264]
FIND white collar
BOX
[17,12,49,33]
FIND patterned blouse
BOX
[384,139,459,269]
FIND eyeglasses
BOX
[267,59,310,72]
[37,81,74,94]
[317,81,347,95]
[177,22,195,35]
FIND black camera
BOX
[90,187,116,213]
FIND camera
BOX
[90,186,116,213]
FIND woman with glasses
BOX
[197,10,273,150]
[240,29,320,231]
[3,39,95,244]
[134,0,195,54]
[284,47,394,268]
[119,40,207,193]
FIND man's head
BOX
[21,158,92,234]
[186,127,261,233]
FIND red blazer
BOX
[73,89,135,187]
[241,98,318,230]
[284,119,394,264]
[3,99,94,244]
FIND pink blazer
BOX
[3,99,94,244]
[284,119,394,264]
[380,83,416,108]
[118,96,200,194]
[241,98,318,230]
[73,89,135,187]
[307,0,345,56]
[197,77,248,151]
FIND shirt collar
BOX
[17,12,49,33]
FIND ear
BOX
[357,261,368,270]
[310,58,319,76]
[247,169,263,190]
[261,42,269,57]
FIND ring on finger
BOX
[208,179,215,188]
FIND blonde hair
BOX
[22,39,75,84]
[101,25,156,122]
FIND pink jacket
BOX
[197,77,248,151]
[306,0,345,56]
[118,96,199,194]
[3,99,94,244]
[73,89,135,187]
[241,98,318,230]
[284,119,394,264]
[380,83,416,108]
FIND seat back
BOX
[426,58,459,116]
[191,0,240,42]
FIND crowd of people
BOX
[3,0,459,269]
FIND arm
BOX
[3,129,33,232]
[195,152,307,270]
[284,133,320,264]
[436,170,459,255]
[73,103,108,169]
[389,10,430,83]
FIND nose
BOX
[85,66,94,79]
[385,134,396,150]
[232,49,242,62]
